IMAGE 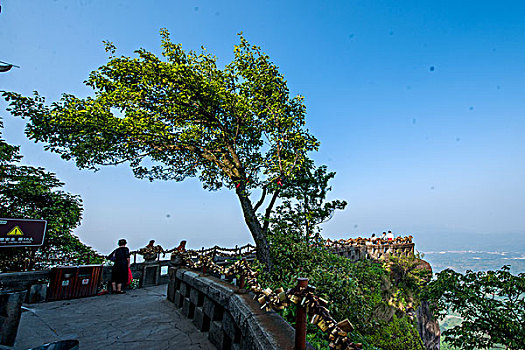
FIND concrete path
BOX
[14,285,214,350]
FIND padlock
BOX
[337,319,354,332]
[290,295,302,304]
[300,296,308,306]
[318,297,329,306]
[310,314,320,324]
[318,319,329,332]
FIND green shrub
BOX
[256,231,428,349]
[368,315,425,350]
[257,231,387,333]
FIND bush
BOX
[255,231,428,349]
[368,315,425,350]
[257,231,387,333]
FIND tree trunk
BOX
[235,185,272,270]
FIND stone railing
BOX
[0,260,172,303]
[330,242,415,261]
[167,267,313,350]
[0,289,26,347]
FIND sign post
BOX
[0,218,47,248]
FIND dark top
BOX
[108,246,130,284]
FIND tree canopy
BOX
[424,266,525,350]
[0,121,99,272]
[270,159,347,240]
[3,30,320,268]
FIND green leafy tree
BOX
[0,122,100,272]
[3,30,319,268]
[270,159,347,240]
[424,266,525,350]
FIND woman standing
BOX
[108,239,130,294]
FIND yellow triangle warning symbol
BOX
[7,226,24,236]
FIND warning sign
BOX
[0,218,46,248]
[7,226,24,236]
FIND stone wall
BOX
[102,261,171,287]
[330,242,415,262]
[0,261,171,303]
[167,267,313,350]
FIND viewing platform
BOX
[326,236,415,261]
[14,284,213,350]
[1,239,415,349]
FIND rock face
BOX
[416,301,440,350]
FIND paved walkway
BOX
[14,285,214,350]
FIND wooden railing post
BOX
[239,274,245,289]
[239,258,247,289]
[295,277,308,350]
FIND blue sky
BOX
[1,0,524,254]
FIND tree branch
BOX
[253,185,268,212]
[262,187,281,232]
[151,140,239,179]
[285,150,302,177]
[100,151,153,166]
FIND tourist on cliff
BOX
[386,231,394,241]
[108,239,130,294]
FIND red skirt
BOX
[127,267,133,286]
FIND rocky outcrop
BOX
[416,301,440,350]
